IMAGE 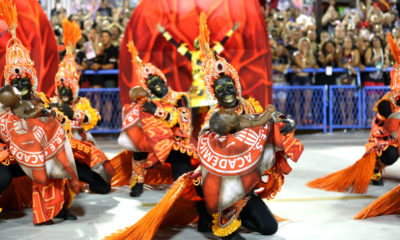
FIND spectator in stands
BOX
[286,26,302,61]
[319,30,331,49]
[292,37,317,124]
[364,35,386,86]
[338,36,361,126]
[307,29,318,53]
[270,28,280,42]
[383,12,394,33]
[333,24,346,46]
[346,23,357,43]
[51,0,64,17]
[97,0,112,17]
[317,40,340,85]
[321,0,339,36]
[272,40,290,113]
[296,5,314,29]
[91,30,119,88]
[110,23,123,47]
[50,15,62,45]
[339,36,360,84]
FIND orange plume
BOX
[62,18,82,52]
[127,40,142,64]
[198,12,212,59]
[388,32,400,64]
[0,0,18,38]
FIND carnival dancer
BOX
[116,40,198,198]
[105,13,303,240]
[307,33,400,194]
[51,19,114,194]
[0,0,79,224]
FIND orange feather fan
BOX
[0,0,18,37]
[62,18,82,51]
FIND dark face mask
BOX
[146,75,168,98]
[58,86,74,103]
[11,77,32,100]
[213,76,238,109]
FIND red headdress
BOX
[127,40,167,91]
[387,32,400,91]
[55,19,82,101]
[0,0,38,91]
[198,12,241,99]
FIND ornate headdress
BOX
[198,12,241,99]
[55,19,82,101]
[0,0,38,91]
[388,32,400,91]
[127,40,166,91]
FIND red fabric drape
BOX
[119,0,272,107]
[0,0,59,95]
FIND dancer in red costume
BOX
[0,0,78,225]
[51,19,114,194]
[347,33,400,221]
[105,13,303,240]
[308,33,400,194]
[115,40,198,198]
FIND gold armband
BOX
[177,44,189,56]
[213,42,224,54]
[163,31,172,40]
[226,29,234,37]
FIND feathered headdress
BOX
[0,0,38,91]
[199,12,241,99]
[55,19,82,101]
[387,32,400,91]
[127,40,166,91]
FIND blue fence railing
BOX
[273,86,327,132]
[79,67,392,133]
[78,88,121,134]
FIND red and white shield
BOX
[199,126,276,212]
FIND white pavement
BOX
[1,130,400,240]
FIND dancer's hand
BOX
[141,101,157,114]
[190,166,202,179]
[70,178,80,194]
[233,22,240,31]
[157,24,166,33]
[279,118,296,135]
[59,103,74,119]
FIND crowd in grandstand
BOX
[265,0,399,88]
[48,0,400,90]
[49,0,135,88]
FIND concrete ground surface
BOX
[1,130,400,240]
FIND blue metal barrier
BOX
[79,67,392,133]
[362,86,390,128]
[329,85,362,132]
[273,86,327,133]
[78,88,121,133]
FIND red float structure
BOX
[119,0,272,107]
